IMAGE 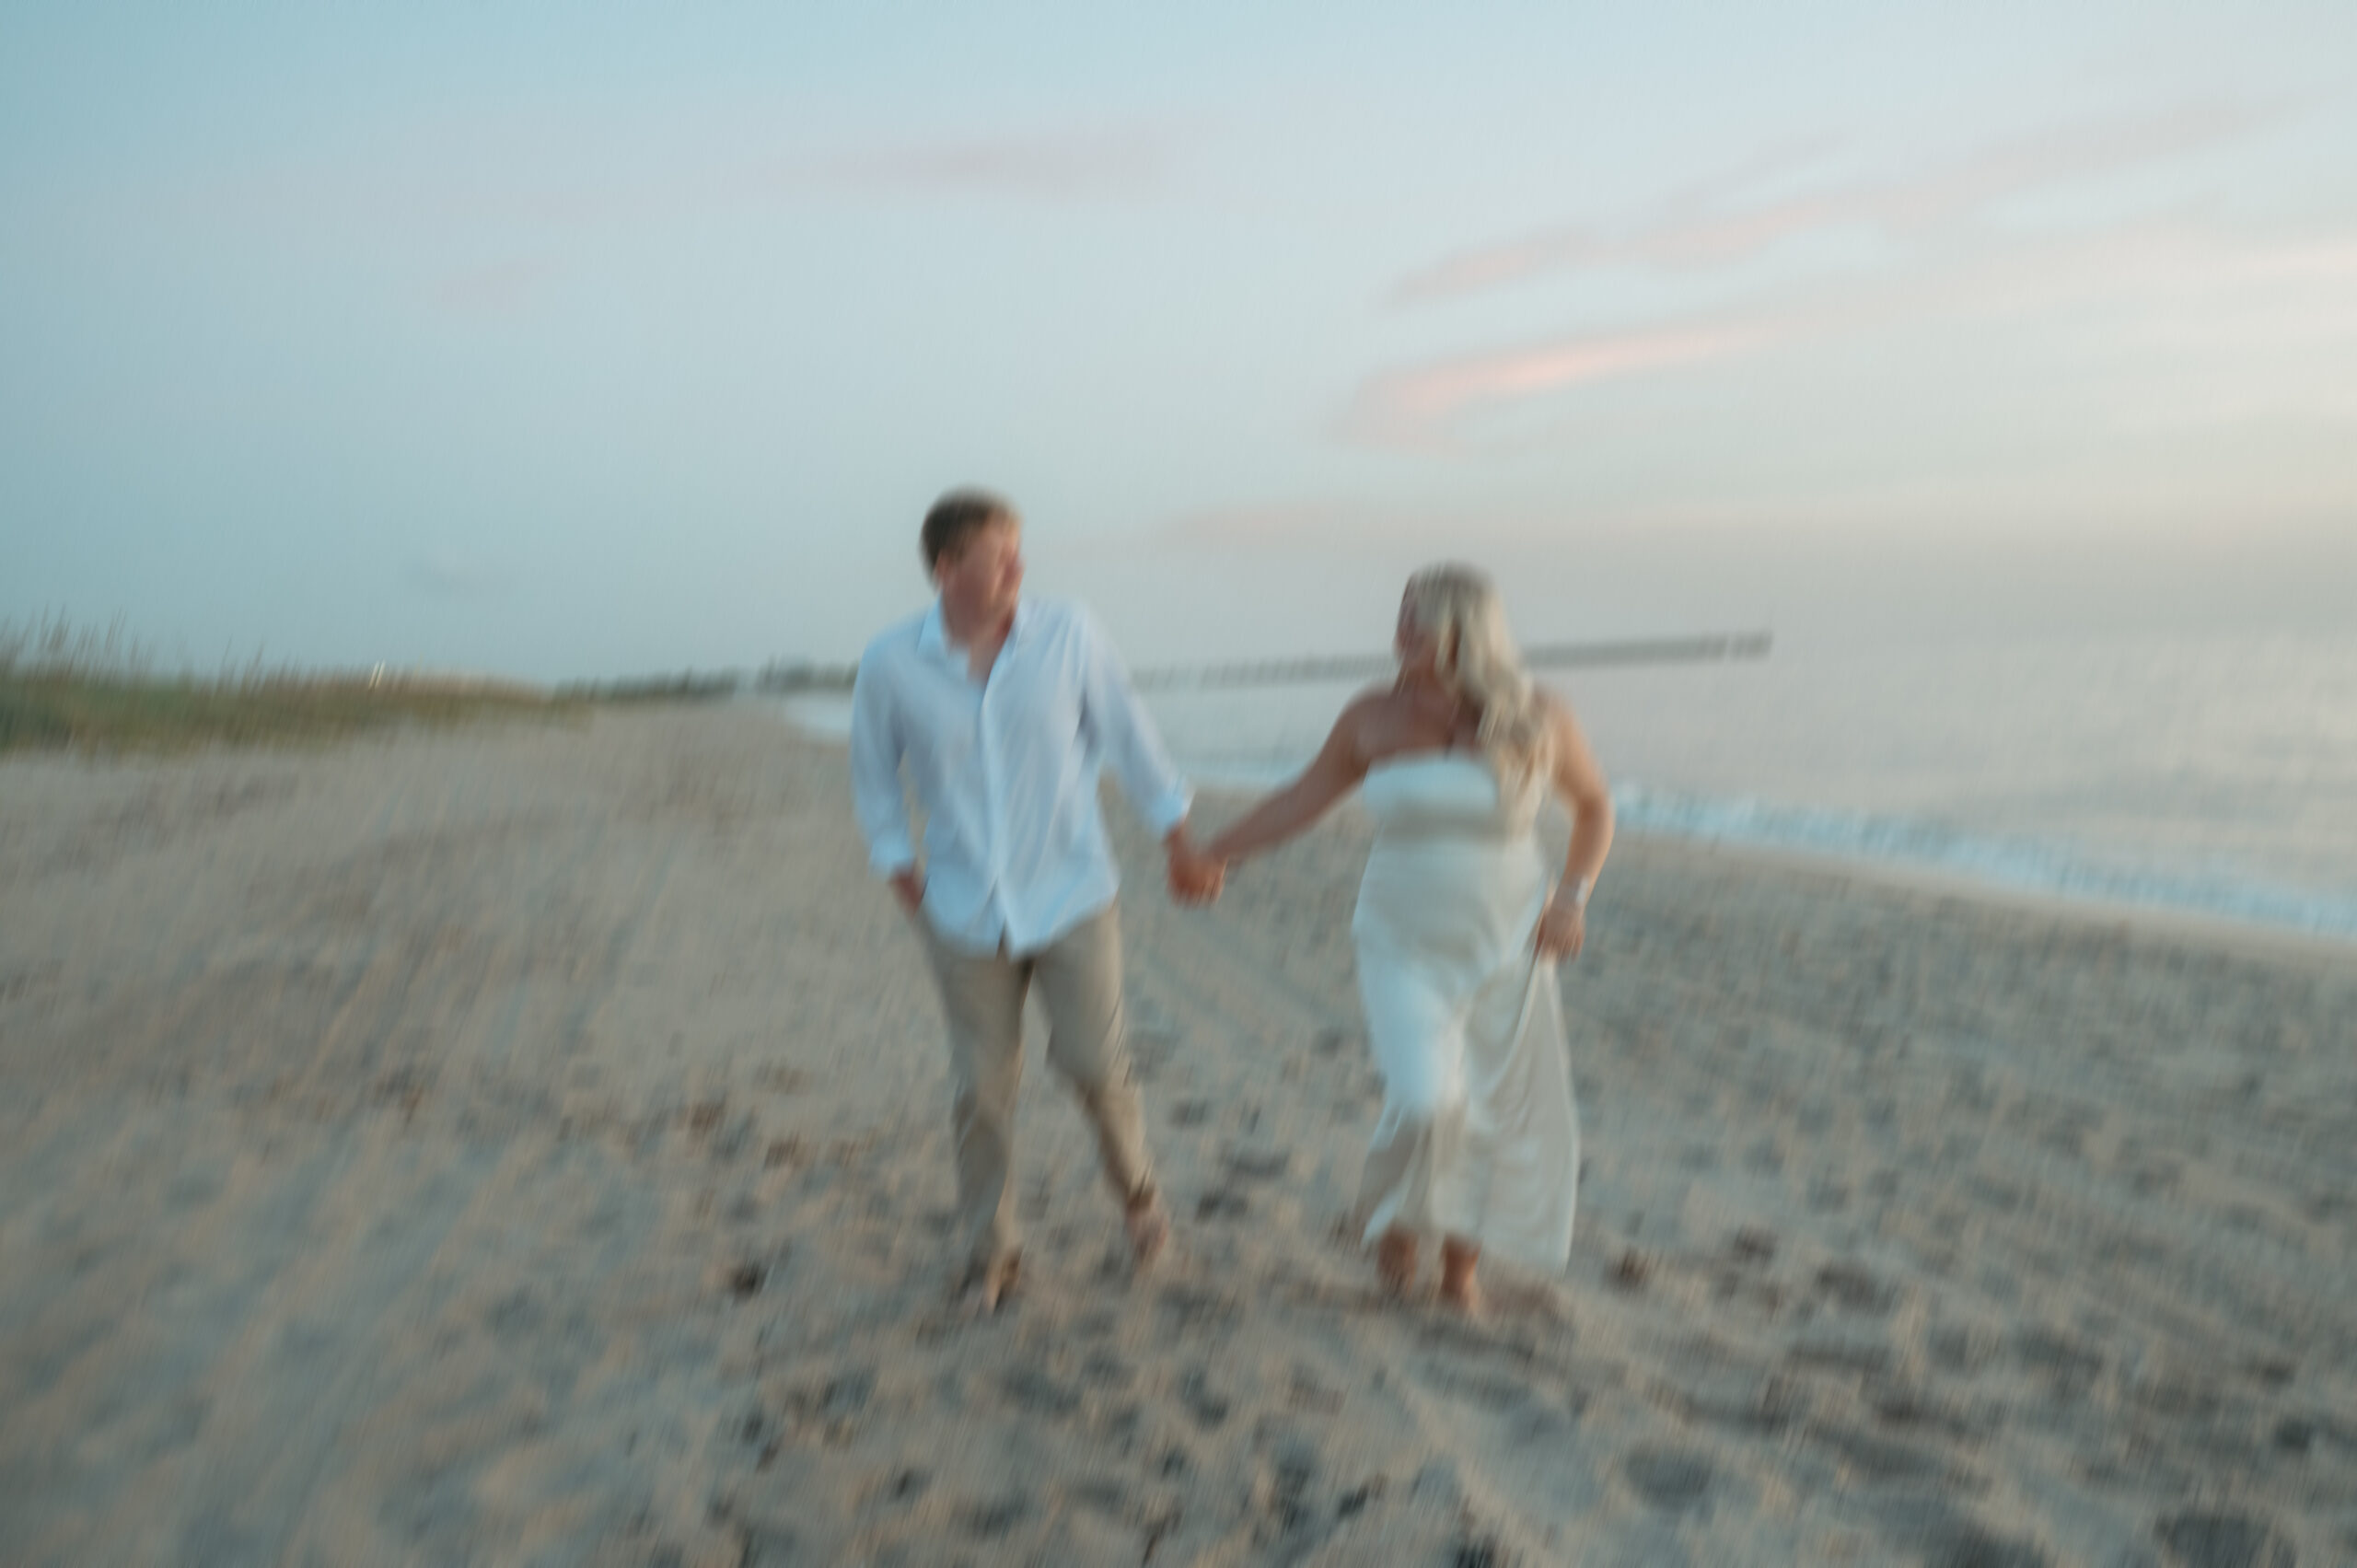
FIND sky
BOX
[5,2,2354,681]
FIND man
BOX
[850,488,1223,1313]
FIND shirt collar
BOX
[918,600,952,661]
[920,597,1029,664]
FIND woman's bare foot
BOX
[1376,1229,1419,1297]
[1440,1237,1482,1317]
[959,1251,1021,1317]
[1124,1190,1169,1272]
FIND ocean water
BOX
[780,629,2357,945]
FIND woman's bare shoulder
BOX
[1321,685,1403,766]
[1339,682,1406,729]
[1531,681,1582,726]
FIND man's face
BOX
[935,517,1025,627]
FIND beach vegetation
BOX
[552,668,744,703]
[754,658,856,693]
[0,614,577,756]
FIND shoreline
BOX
[1598,826,2357,970]
[766,696,2357,963]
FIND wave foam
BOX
[1613,784,2357,943]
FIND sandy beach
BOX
[3,705,2351,1567]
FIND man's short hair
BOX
[922,488,1018,571]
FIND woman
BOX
[1199,565,1613,1313]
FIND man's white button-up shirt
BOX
[850,597,1192,957]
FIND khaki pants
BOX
[919,906,1155,1277]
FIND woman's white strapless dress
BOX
[1350,752,1580,1272]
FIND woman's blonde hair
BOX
[1402,563,1553,796]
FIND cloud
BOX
[1345,219,2357,452]
[1339,320,1782,450]
[1391,102,2276,303]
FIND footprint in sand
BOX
[700,1255,767,1299]
[1814,1260,1898,1317]
[1079,1349,1135,1392]
[1873,1501,2050,1568]
[1158,1282,1245,1330]
[1807,1421,1971,1490]
[1129,1026,1179,1081]
[2155,1511,2297,1568]
[1620,1446,1718,1516]
[1064,1473,1132,1520]
[1925,1321,2002,1376]
[955,1492,1033,1540]
[1285,1368,1345,1416]
[1413,1353,1536,1415]
[1450,1536,1512,1568]
[1178,1365,1232,1430]
[484,1287,545,1340]
[1000,1365,1084,1420]
[1221,1145,1292,1183]
[2012,1327,2105,1398]
[1196,1188,1251,1221]
[1252,1434,1321,1539]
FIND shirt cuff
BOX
[868,842,917,877]
[1144,784,1193,840]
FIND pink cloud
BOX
[1346,215,2357,452]
[1393,103,2275,303]
[1340,321,1780,449]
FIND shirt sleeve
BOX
[849,646,918,877]
[1074,607,1193,838]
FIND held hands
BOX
[1165,834,1226,907]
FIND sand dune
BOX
[3,706,2351,1565]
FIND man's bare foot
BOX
[1124,1190,1169,1272]
[1440,1238,1482,1318]
[1376,1229,1418,1297]
[959,1252,1021,1316]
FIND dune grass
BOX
[0,616,581,756]
[552,669,743,703]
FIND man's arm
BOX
[1074,608,1192,841]
[849,649,923,914]
[1072,610,1219,900]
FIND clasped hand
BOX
[1166,840,1226,906]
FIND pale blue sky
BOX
[5,2,2353,679]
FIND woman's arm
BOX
[1534,691,1614,958]
[1201,697,1377,867]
